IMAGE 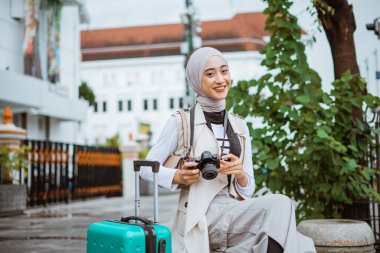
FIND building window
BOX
[127,100,133,111]
[103,101,107,112]
[169,98,174,109]
[94,102,98,112]
[118,100,123,112]
[143,99,148,111]
[179,97,184,109]
[153,99,158,110]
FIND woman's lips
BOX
[213,85,226,92]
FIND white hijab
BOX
[185,47,228,112]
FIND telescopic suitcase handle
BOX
[121,216,153,225]
[133,160,160,224]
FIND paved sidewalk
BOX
[0,193,179,253]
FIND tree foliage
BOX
[79,81,96,106]
[0,145,29,184]
[227,0,380,220]
[102,133,121,148]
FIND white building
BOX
[80,13,268,145]
[0,0,90,143]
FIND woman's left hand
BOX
[219,154,245,179]
[219,154,248,187]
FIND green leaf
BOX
[317,129,328,138]
[296,95,310,104]
[360,168,372,181]
[347,159,357,171]
[351,98,362,107]
[329,141,347,153]
[267,157,280,170]
[319,183,332,193]
[371,127,380,135]
[347,145,358,152]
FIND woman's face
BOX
[201,56,231,100]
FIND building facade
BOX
[0,0,89,143]
[80,13,269,145]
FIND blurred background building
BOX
[2,0,378,147]
[79,13,270,146]
[0,0,90,143]
[78,0,380,148]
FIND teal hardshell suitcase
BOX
[87,160,172,253]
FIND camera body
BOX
[193,151,221,180]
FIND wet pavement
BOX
[0,193,179,253]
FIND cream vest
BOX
[171,103,250,253]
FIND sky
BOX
[81,0,380,95]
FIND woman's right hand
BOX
[173,161,200,186]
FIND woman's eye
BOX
[206,72,214,77]
[222,69,229,73]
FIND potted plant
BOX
[0,144,29,216]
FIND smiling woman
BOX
[201,56,231,100]
[139,47,316,253]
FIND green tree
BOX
[227,0,380,220]
[79,81,96,106]
[0,145,29,184]
[102,133,121,148]
[313,0,370,218]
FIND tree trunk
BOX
[316,0,359,78]
[317,0,368,221]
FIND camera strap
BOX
[220,110,229,156]
[187,105,229,156]
[187,105,232,186]
[221,111,232,187]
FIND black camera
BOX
[194,151,220,180]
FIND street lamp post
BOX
[184,0,194,108]
[366,18,380,39]
[374,49,379,97]
[181,0,201,108]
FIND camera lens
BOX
[202,163,218,180]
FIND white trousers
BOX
[206,189,316,253]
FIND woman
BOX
[140,47,316,253]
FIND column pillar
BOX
[0,106,28,215]
[0,106,27,184]
[119,133,140,201]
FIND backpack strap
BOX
[177,110,189,154]
[174,104,195,159]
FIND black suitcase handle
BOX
[121,216,153,225]
[133,160,160,173]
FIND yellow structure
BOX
[0,106,27,151]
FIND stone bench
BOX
[297,219,375,253]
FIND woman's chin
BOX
[211,92,228,100]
